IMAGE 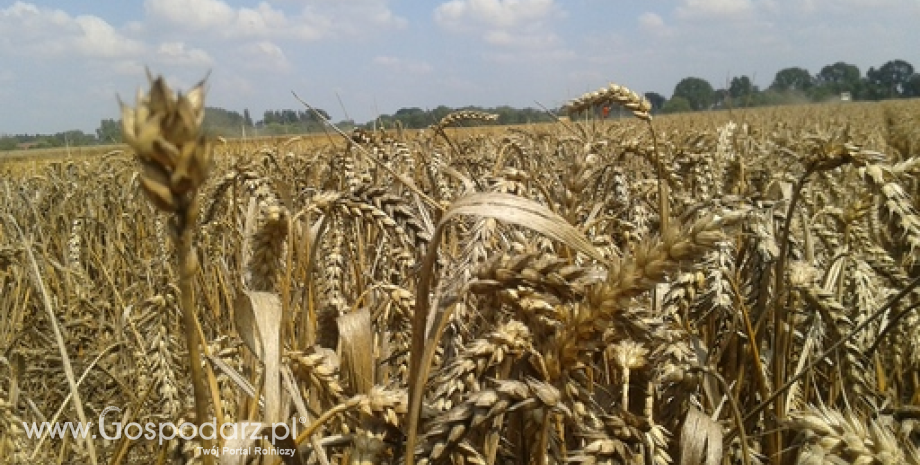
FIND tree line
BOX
[16,105,553,151]
[651,59,918,114]
[2,107,343,151]
[0,130,98,151]
[3,58,918,151]
[97,107,339,142]
[369,105,556,130]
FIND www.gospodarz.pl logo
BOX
[23,406,298,457]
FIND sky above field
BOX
[1,0,917,134]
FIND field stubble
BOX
[1,79,919,465]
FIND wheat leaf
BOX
[680,405,723,465]
[234,290,283,425]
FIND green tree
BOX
[243,109,253,127]
[867,59,915,99]
[672,77,715,111]
[770,67,813,92]
[203,107,245,130]
[201,107,249,137]
[394,107,428,128]
[54,130,95,147]
[96,118,122,143]
[816,62,861,93]
[644,92,666,112]
[431,106,452,123]
[713,88,730,108]
[807,85,837,102]
[280,110,298,125]
[729,76,754,98]
[335,120,356,132]
[662,96,692,113]
[311,108,331,122]
[905,74,920,98]
[0,137,15,151]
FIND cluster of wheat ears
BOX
[1,75,919,465]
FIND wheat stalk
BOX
[120,72,215,462]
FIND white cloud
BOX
[144,0,405,41]
[72,16,144,57]
[434,0,564,50]
[145,0,234,28]
[156,42,214,67]
[112,60,146,77]
[0,2,144,58]
[144,0,308,39]
[484,30,560,48]
[339,0,408,31]
[638,12,671,37]
[792,0,912,15]
[435,0,558,30]
[676,0,755,19]
[483,48,574,65]
[240,41,291,70]
[373,56,433,75]
[639,12,665,30]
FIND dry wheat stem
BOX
[120,73,216,463]
[731,272,920,442]
[10,216,98,464]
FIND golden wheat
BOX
[3,77,920,465]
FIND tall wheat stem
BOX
[646,122,669,232]
[768,169,810,461]
[120,73,216,464]
[177,230,211,443]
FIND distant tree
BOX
[393,107,428,128]
[493,106,518,125]
[662,96,692,113]
[672,77,715,111]
[906,73,920,98]
[431,106,452,123]
[335,120,356,132]
[243,109,253,127]
[728,76,757,99]
[364,105,551,130]
[201,107,249,137]
[310,108,331,122]
[713,88,729,108]
[279,109,297,125]
[807,86,837,102]
[867,59,915,99]
[644,92,667,112]
[0,137,16,151]
[54,130,96,147]
[757,88,812,106]
[394,107,423,116]
[770,67,814,92]
[96,118,122,143]
[204,107,245,128]
[816,62,861,93]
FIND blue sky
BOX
[1,0,917,134]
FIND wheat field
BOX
[1,77,919,465]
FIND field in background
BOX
[0,101,857,167]
[1,97,919,464]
